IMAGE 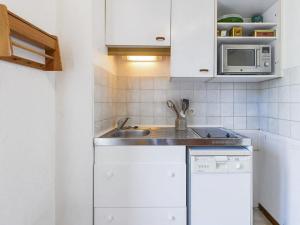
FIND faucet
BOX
[117,117,130,130]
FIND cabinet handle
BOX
[169,172,176,178]
[199,69,209,72]
[168,215,176,221]
[106,215,114,223]
[156,36,166,41]
[106,171,114,179]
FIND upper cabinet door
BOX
[106,0,171,47]
[171,0,215,77]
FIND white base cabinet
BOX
[95,208,186,225]
[94,146,187,225]
[94,163,186,207]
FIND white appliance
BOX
[188,146,252,225]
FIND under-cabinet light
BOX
[123,56,162,62]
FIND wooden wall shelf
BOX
[0,4,62,71]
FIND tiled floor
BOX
[254,208,273,225]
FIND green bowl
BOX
[218,17,244,23]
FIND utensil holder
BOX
[175,117,187,131]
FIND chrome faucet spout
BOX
[117,117,130,130]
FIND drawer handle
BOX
[199,69,209,72]
[106,171,114,179]
[169,172,176,178]
[156,36,166,41]
[168,215,176,221]
[106,215,114,223]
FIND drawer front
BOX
[95,208,186,225]
[94,163,186,207]
[95,146,186,164]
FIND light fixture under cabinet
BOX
[123,56,162,62]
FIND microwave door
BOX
[223,48,256,74]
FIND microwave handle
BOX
[256,49,261,67]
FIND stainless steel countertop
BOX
[94,127,252,146]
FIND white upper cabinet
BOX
[106,0,171,47]
[171,0,215,78]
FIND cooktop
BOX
[192,127,239,139]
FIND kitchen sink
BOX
[111,129,151,138]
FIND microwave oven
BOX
[219,44,272,75]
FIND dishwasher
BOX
[188,146,252,225]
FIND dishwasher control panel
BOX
[191,156,251,173]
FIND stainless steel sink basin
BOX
[111,129,151,138]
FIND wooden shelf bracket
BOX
[0,4,62,71]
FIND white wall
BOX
[93,0,116,75]
[0,1,57,225]
[255,1,300,224]
[93,0,118,135]
[55,0,94,225]
[258,131,300,225]
[283,0,300,69]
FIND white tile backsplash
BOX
[247,89,260,102]
[278,103,290,120]
[220,90,234,102]
[221,82,233,90]
[278,120,291,137]
[127,77,140,90]
[258,66,300,139]
[114,73,260,128]
[140,77,154,89]
[140,103,154,117]
[207,103,221,116]
[206,90,220,102]
[139,90,154,102]
[234,90,247,102]
[291,121,300,140]
[94,57,292,133]
[247,103,259,117]
[221,103,234,117]
[192,103,207,117]
[154,90,167,102]
[234,103,247,116]
[234,82,247,90]
[290,103,300,121]
[127,103,140,116]
[290,85,300,103]
[234,117,247,129]
[194,90,207,102]
[127,90,140,102]
[222,117,234,129]
[247,117,259,129]
[278,86,290,102]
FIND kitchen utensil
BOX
[180,99,186,117]
[167,100,180,117]
[182,99,190,114]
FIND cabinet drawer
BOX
[94,163,186,207]
[95,208,186,225]
[95,146,186,164]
